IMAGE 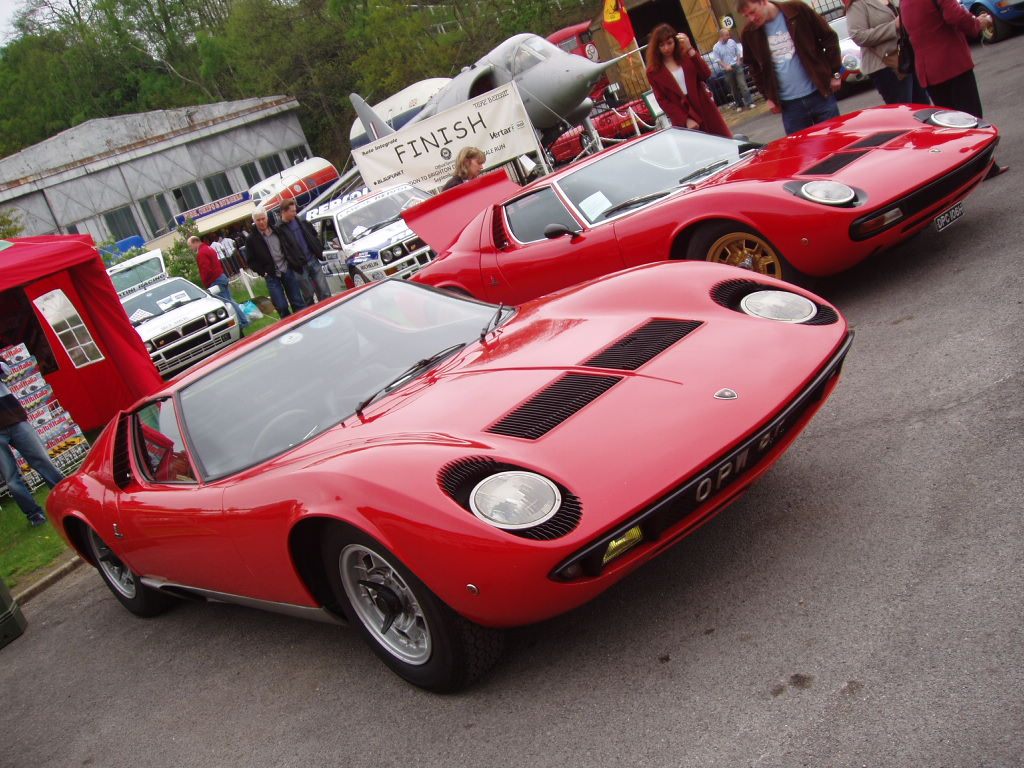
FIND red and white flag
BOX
[602,0,636,50]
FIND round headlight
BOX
[469,471,562,530]
[801,180,856,206]
[391,245,405,258]
[216,307,227,319]
[842,54,860,72]
[930,110,978,129]
[144,341,154,353]
[739,290,818,323]
[205,311,218,323]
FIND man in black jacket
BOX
[245,207,308,317]
[279,199,331,303]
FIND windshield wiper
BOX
[601,189,674,218]
[355,342,467,418]
[360,216,403,237]
[678,159,731,185]
[480,304,506,342]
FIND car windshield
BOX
[108,255,166,296]
[178,280,501,479]
[555,129,746,224]
[337,188,428,244]
[829,17,849,39]
[121,279,208,326]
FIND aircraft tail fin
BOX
[349,94,396,141]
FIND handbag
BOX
[896,17,914,76]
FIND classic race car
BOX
[48,262,851,691]
[829,16,871,96]
[409,106,998,300]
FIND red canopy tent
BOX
[0,235,163,431]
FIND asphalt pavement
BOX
[3,35,1023,768]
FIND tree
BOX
[0,209,24,239]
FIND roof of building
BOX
[0,96,298,190]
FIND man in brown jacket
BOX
[737,0,842,134]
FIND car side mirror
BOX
[544,223,581,240]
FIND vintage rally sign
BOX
[353,82,540,193]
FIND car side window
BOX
[503,188,579,244]
[133,399,197,484]
[320,216,340,250]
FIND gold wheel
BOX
[704,231,783,279]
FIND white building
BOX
[0,96,311,242]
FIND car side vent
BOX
[710,279,839,325]
[848,130,908,149]
[438,457,582,540]
[801,150,868,176]
[112,415,133,490]
[492,207,510,251]
[583,319,702,371]
[486,373,623,440]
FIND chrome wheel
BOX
[705,231,783,278]
[88,528,137,600]
[339,543,432,665]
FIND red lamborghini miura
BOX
[48,263,851,691]
[408,106,998,301]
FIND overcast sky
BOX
[0,0,24,41]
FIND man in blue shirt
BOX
[738,0,842,134]
[279,200,331,304]
[712,27,755,111]
[0,360,64,527]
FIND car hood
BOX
[131,296,226,341]
[290,264,849,521]
[343,219,412,256]
[711,105,998,198]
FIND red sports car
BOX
[408,106,998,301]
[48,264,851,691]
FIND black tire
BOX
[686,220,805,285]
[86,527,172,617]
[321,525,504,692]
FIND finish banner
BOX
[353,82,540,194]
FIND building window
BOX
[32,289,104,368]
[103,206,141,241]
[259,154,285,178]
[240,162,261,188]
[286,145,309,165]
[139,194,175,237]
[65,224,79,235]
[203,173,233,201]
[172,183,203,213]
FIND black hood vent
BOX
[849,130,908,148]
[487,372,623,440]
[801,150,867,176]
[583,318,702,371]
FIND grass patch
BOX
[0,487,68,588]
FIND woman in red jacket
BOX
[646,23,731,138]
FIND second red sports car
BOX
[408,106,997,302]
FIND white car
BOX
[108,251,241,377]
[305,185,435,286]
[830,16,870,95]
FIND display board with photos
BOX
[0,342,90,498]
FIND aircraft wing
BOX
[401,170,521,256]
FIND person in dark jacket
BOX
[646,24,732,138]
[245,208,308,318]
[279,199,331,302]
[442,147,486,191]
[737,0,842,134]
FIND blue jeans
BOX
[1,420,65,520]
[306,258,331,302]
[210,275,251,327]
[780,91,840,135]
[265,268,308,318]
[870,68,930,106]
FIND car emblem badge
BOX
[714,388,738,400]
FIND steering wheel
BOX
[250,409,316,461]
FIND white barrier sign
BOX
[353,83,540,193]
